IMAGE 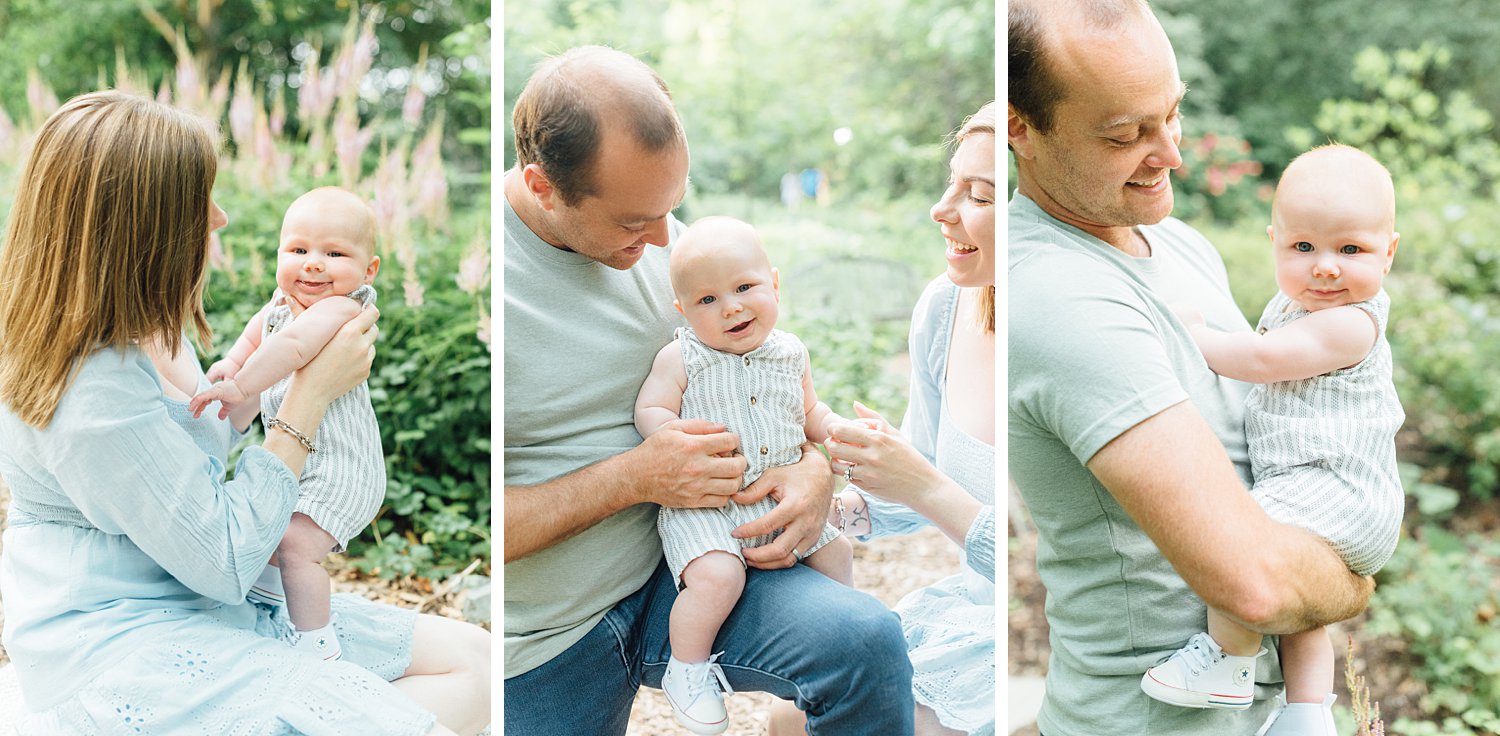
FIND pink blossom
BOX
[229,83,255,152]
[402,81,426,128]
[1207,167,1226,196]
[403,275,425,308]
[455,244,489,295]
[26,70,58,124]
[476,309,491,349]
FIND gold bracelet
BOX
[265,416,317,453]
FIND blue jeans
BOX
[505,560,915,735]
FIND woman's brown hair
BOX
[955,101,997,334]
[0,90,218,428]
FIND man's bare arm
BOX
[1087,400,1374,633]
[504,421,748,563]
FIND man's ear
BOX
[1008,103,1037,160]
[522,163,559,211]
[364,255,381,284]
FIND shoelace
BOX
[1179,632,1223,676]
[686,652,736,699]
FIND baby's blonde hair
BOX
[0,91,219,428]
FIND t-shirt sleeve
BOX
[46,354,299,604]
[1009,252,1189,464]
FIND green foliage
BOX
[1288,45,1500,200]
[1366,525,1500,731]
[503,0,994,202]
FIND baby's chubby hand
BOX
[189,379,249,420]
[205,358,239,383]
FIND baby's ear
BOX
[673,298,684,315]
[1386,232,1400,272]
[772,267,780,299]
[1266,224,1275,241]
[365,255,381,284]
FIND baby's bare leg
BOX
[670,551,746,662]
[1207,607,1266,657]
[1279,626,1334,704]
[279,512,337,631]
[802,534,853,586]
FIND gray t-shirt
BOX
[1007,192,1281,735]
[502,192,685,678]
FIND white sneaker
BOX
[1256,693,1338,736]
[662,653,733,735]
[288,622,343,661]
[1141,632,1263,709]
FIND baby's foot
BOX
[1141,631,1263,709]
[662,653,733,735]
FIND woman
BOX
[771,102,997,736]
[0,91,489,735]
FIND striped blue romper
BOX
[261,284,387,552]
[658,327,842,586]
[1246,290,1405,576]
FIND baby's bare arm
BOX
[232,297,366,397]
[800,346,844,444]
[208,309,267,381]
[634,341,689,438]
[1188,305,1377,383]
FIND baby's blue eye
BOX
[736,283,752,293]
[699,295,716,305]
[1340,244,1360,255]
[1294,242,1313,252]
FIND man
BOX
[1007,2,1374,734]
[503,46,913,734]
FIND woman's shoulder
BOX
[52,346,163,426]
[911,274,960,329]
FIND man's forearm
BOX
[1225,524,1374,634]
[504,453,642,563]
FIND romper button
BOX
[744,356,751,366]
[760,446,769,455]
[750,396,757,406]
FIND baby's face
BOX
[1270,181,1397,312]
[276,201,380,311]
[672,235,780,355]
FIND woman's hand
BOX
[824,402,942,506]
[293,304,379,405]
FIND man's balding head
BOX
[512,46,687,206]
[1009,0,1154,135]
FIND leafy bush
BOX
[1366,525,1500,734]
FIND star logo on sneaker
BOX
[1234,666,1251,685]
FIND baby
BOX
[1141,145,1405,736]
[634,216,854,735]
[190,186,386,662]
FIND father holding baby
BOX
[502,45,914,734]
[1007,1,1379,734]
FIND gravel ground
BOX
[626,526,962,736]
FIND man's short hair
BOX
[511,46,686,205]
[1009,0,1150,135]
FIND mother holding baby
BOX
[0,91,488,735]
[769,102,998,736]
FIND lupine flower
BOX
[455,240,489,296]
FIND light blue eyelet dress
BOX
[853,276,997,736]
[0,342,435,735]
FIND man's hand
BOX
[732,444,834,569]
[626,419,746,509]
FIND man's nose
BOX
[643,217,671,247]
[1145,125,1183,170]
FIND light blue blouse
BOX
[0,342,433,734]
[857,276,997,582]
